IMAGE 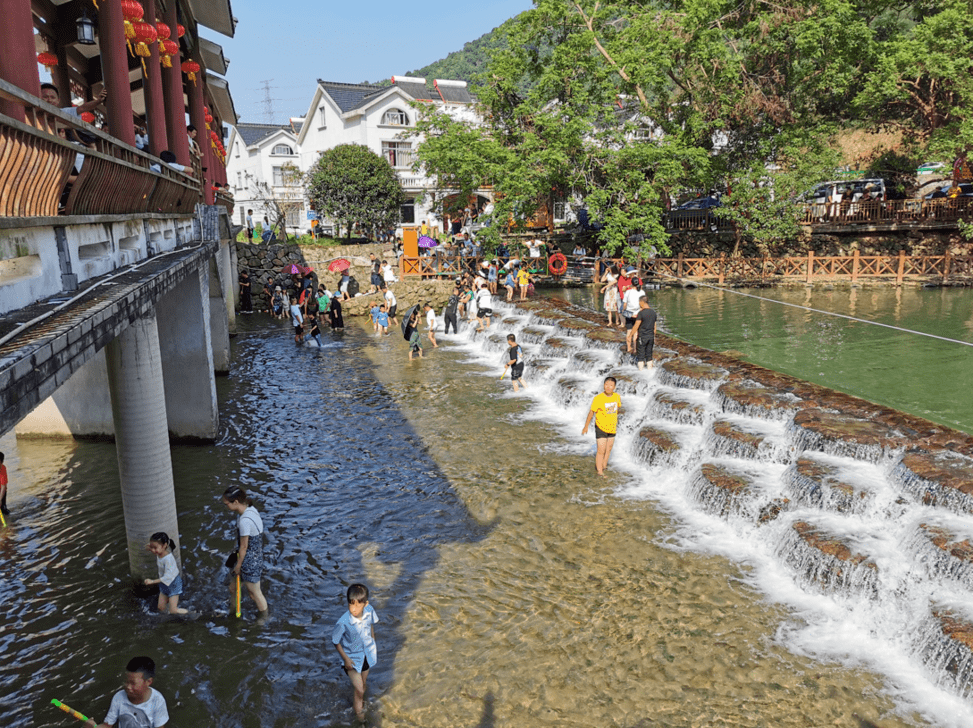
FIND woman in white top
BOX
[601,265,620,328]
[223,486,268,613]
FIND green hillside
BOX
[376,14,523,87]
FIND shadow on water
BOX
[0,315,492,727]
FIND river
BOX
[2,287,971,727]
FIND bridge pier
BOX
[157,266,219,439]
[105,313,180,578]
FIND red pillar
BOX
[161,1,190,165]
[187,60,213,203]
[99,0,136,146]
[141,0,169,156]
[0,0,41,122]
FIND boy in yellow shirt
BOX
[582,377,621,475]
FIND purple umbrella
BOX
[418,235,438,248]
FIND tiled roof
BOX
[236,123,286,146]
[317,80,386,113]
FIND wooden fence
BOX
[640,251,973,284]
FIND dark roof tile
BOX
[236,122,286,146]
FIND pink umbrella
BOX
[328,258,351,272]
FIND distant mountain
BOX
[375,14,523,88]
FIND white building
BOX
[226,76,489,238]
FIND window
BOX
[400,198,415,224]
[273,166,284,186]
[273,144,294,155]
[553,199,567,221]
[382,141,413,168]
[236,172,242,189]
[319,106,326,127]
[383,109,409,126]
[285,204,301,228]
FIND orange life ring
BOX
[548,252,568,276]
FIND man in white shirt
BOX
[475,284,493,331]
[622,278,646,354]
[424,302,439,348]
[383,286,398,326]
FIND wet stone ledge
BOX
[650,391,707,426]
[554,375,591,407]
[912,523,973,587]
[893,451,973,515]
[921,606,973,694]
[658,358,728,391]
[531,310,572,325]
[690,463,756,518]
[540,337,578,356]
[783,457,873,514]
[519,326,553,344]
[556,318,602,335]
[784,521,879,595]
[500,316,524,327]
[570,350,612,375]
[709,420,769,461]
[635,426,681,466]
[607,370,651,397]
[586,327,628,349]
[790,408,903,463]
[717,380,803,421]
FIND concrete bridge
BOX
[0,205,237,579]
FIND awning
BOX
[199,37,229,77]
[189,0,235,38]
[207,75,238,125]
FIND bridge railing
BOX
[0,79,201,218]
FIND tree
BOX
[246,163,302,241]
[305,144,403,239]
[415,0,875,257]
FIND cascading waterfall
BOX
[447,295,973,727]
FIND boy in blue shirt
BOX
[333,584,379,724]
[369,303,381,334]
[375,304,390,335]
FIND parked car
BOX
[665,195,724,231]
[924,183,973,199]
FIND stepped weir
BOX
[463,294,973,710]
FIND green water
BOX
[558,284,973,435]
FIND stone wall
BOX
[233,240,450,315]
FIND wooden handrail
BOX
[0,78,202,217]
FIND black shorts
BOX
[370,273,382,286]
[388,304,397,317]
[342,655,370,674]
[510,362,524,379]
[636,337,654,363]
[478,308,493,319]
[294,324,303,335]
[595,425,615,439]
[625,316,636,330]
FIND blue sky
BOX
[216,0,533,125]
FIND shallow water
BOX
[559,284,973,434]
[0,309,963,726]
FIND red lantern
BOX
[160,39,178,68]
[37,52,58,73]
[133,20,157,58]
[121,0,144,41]
[155,22,171,40]
[176,24,185,38]
[181,59,200,84]
[80,112,95,123]
[204,112,213,124]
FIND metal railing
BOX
[0,79,201,217]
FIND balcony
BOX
[0,80,201,218]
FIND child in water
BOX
[85,655,169,728]
[143,532,188,615]
[333,583,379,724]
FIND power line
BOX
[258,79,279,124]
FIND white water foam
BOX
[435,301,973,728]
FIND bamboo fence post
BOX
[852,250,859,283]
[896,249,906,284]
[677,252,684,279]
[806,250,814,284]
[943,250,952,283]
